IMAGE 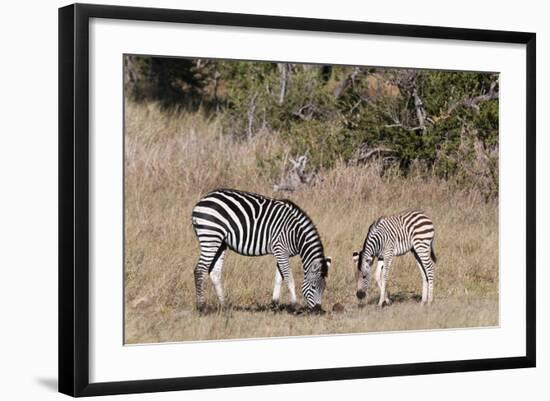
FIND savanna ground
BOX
[124,102,499,344]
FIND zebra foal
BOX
[353,210,437,307]
[191,189,331,312]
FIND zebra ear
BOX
[352,252,359,262]
[319,257,331,278]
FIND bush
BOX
[125,56,500,199]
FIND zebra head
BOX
[301,257,331,310]
[353,250,373,301]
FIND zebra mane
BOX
[362,218,382,256]
[366,218,381,238]
[210,187,269,200]
[279,198,306,213]
[280,199,317,227]
[279,198,326,259]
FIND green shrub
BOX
[125,56,500,199]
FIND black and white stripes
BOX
[191,188,331,311]
[353,210,437,306]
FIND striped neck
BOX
[296,217,325,272]
[364,230,382,258]
[278,200,325,272]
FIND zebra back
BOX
[362,210,435,258]
[192,189,326,271]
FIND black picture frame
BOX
[59,3,536,397]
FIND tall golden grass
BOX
[124,102,498,344]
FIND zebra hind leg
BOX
[209,247,227,309]
[428,240,436,303]
[412,244,434,305]
[426,259,435,304]
[193,260,209,313]
[194,241,226,313]
[415,259,428,304]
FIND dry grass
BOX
[124,102,499,344]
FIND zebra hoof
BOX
[283,303,296,313]
[309,304,326,315]
[197,304,207,315]
[270,301,280,311]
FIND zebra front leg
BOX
[375,260,391,306]
[271,267,283,307]
[209,249,226,309]
[286,271,297,307]
[379,252,393,307]
[274,252,296,308]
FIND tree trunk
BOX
[277,63,289,106]
[412,88,426,134]
[246,93,257,139]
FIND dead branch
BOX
[356,146,398,163]
[384,123,424,132]
[292,103,317,120]
[274,155,314,192]
[429,81,499,124]
[332,67,361,98]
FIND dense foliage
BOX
[125,56,499,199]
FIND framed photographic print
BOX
[58,3,536,397]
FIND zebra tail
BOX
[431,242,437,264]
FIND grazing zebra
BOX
[353,210,437,306]
[191,188,331,312]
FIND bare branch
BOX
[356,145,398,163]
[332,67,361,98]
[292,103,318,120]
[360,95,401,125]
[430,81,499,124]
[384,123,424,132]
[274,155,314,192]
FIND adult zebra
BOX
[191,188,331,312]
[353,210,437,306]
